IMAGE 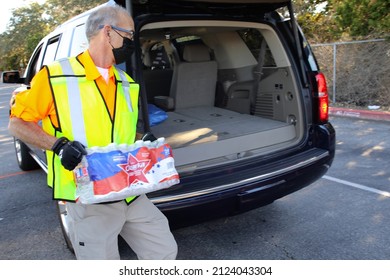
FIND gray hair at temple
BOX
[85,4,130,42]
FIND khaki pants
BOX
[66,194,177,260]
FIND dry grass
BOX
[312,40,390,111]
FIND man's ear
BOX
[103,25,111,38]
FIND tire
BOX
[56,201,75,254]
[14,138,40,171]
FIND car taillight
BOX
[316,72,329,123]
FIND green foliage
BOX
[1,0,388,71]
[293,0,337,43]
[45,0,107,27]
[293,0,389,42]
[0,2,49,70]
[330,0,390,38]
[0,0,106,71]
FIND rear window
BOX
[148,43,171,69]
[238,29,276,67]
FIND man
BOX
[8,4,177,260]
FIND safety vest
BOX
[43,56,139,204]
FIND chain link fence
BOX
[311,39,390,110]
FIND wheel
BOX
[56,201,75,254]
[14,138,40,171]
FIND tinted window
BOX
[148,43,171,69]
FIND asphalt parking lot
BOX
[1,83,390,260]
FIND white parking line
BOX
[323,175,390,198]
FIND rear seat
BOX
[142,45,173,103]
[154,43,218,111]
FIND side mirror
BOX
[2,71,24,84]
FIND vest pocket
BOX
[114,111,137,143]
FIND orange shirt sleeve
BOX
[10,51,116,127]
[10,67,58,127]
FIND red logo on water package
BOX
[92,147,154,196]
[117,152,152,185]
[87,143,179,199]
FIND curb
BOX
[329,107,390,122]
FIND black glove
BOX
[52,137,87,171]
[141,132,157,142]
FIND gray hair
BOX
[85,4,130,42]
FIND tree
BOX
[0,0,105,71]
[0,2,49,71]
[292,0,389,42]
[1,0,388,71]
[329,0,390,39]
[45,0,106,27]
[292,0,338,43]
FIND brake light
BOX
[316,72,329,123]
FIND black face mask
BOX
[112,37,135,64]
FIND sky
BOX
[0,0,46,33]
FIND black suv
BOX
[9,0,335,249]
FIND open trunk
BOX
[151,106,296,167]
[139,19,304,171]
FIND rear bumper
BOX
[153,147,333,228]
[153,121,335,229]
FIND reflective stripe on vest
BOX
[117,69,133,113]
[59,59,88,146]
[43,57,139,204]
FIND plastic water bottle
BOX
[73,156,90,187]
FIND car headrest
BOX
[182,44,211,62]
